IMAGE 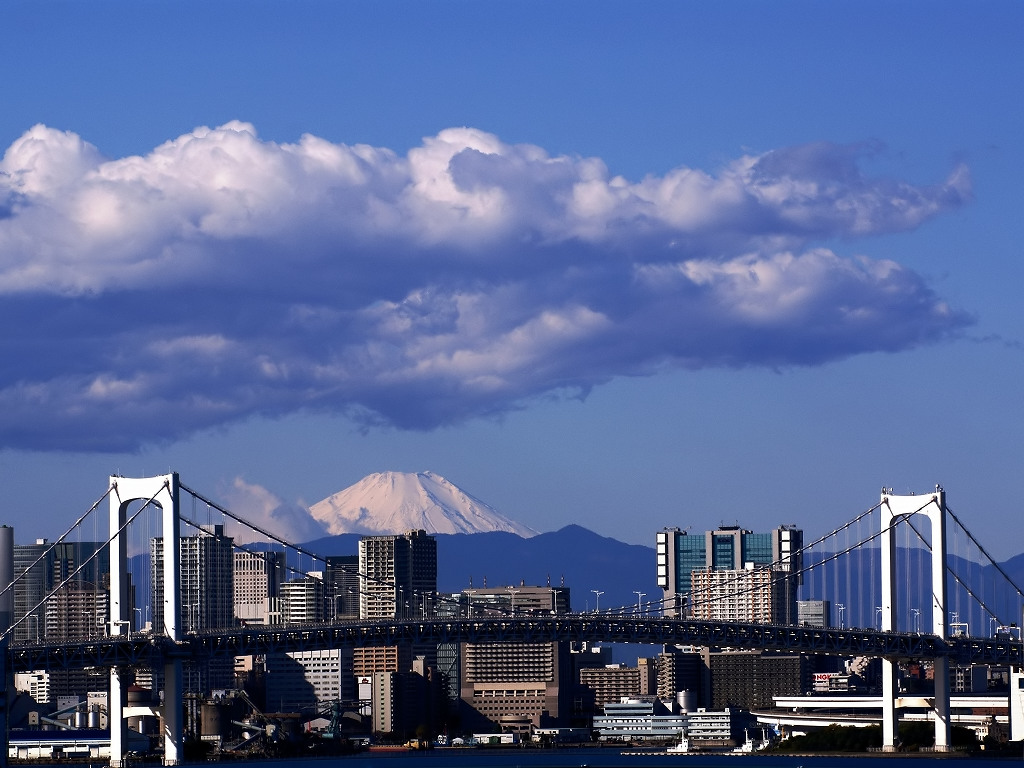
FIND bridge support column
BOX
[881,658,898,751]
[880,487,949,752]
[109,666,127,764]
[163,658,183,765]
[1010,666,1024,741]
[109,474,182,767]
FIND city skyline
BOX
[2,2,1023,561]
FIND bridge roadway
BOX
[9,615,1024,673]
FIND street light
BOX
[507,588,520,615]
[634,591,646,615]
[875,606,883,631]
[134,607,144,632]
[836,603,845,630]
[591,590,604,614]
[912,608,921,634]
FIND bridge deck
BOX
[9,616,1023,672]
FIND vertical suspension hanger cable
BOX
[904,514,911,633]
[844,522,850,629]
[869,509,876,629]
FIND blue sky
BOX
[1,1,1023,561]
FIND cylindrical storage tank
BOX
[677,690,697,713]
[0,526,13,635]
[126,685,153,734]
[88,706,100,728]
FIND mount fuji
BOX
[308,471,539,538]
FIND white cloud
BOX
[0,123,972,450]
[218,477,327,545]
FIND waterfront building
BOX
[656,524,802,619]
[458,585,573,732]
[370,657,442,739]
[578,658,657,712]
[703,649,810,710]
[592,696,748,746]
[656,648,703,704]
[265,648,353,711]
[592,696,686,742]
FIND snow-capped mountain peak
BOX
[308,471,538,537]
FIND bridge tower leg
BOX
[880,487,949,752]
[109,474,183,766]
[1010,665,1024,740]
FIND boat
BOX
[666,730,693,754]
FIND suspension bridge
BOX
[1,475,1023,765]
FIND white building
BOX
[281,573,324,624]
[690,565,789,623]
[593,697,745,745]
[265,648,350,711]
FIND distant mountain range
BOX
[304,524,654,612]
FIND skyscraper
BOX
[13,538,110,643]
[358,530,436,620]
[234,549,285,625]
[324,554,360,620]
[151,524,234,634]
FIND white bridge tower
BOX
[879,486,949,752]
[109,474,183,766]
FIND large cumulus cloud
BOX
[0,122,971,450]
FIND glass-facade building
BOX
[656,525,802,619]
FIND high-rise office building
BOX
[656,524,802,619]
[151,524,234,634]
[234,550,285,625]
[9,537,112,700]
[281,573,325,624]
[13,538,110,644]
[150,525,236,693]
[324,555,360,620]
[358,530,437,621]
